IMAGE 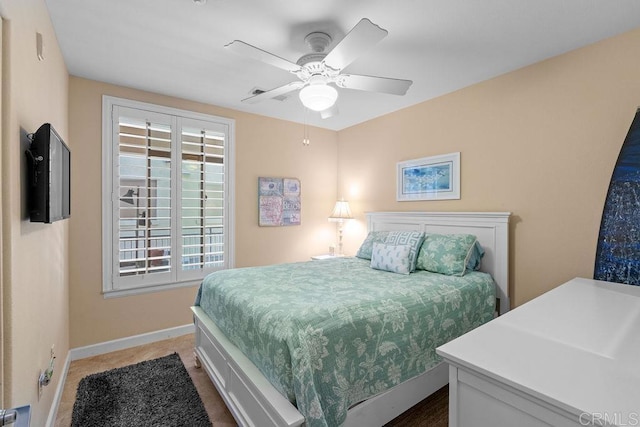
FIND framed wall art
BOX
[258,177,301,226]
[397,152,460,201]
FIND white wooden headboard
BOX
[366,211,511,315]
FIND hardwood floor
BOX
[55,333,448,427]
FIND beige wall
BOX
[337,27,640,307]
[52,25,640,351]
[0,0,69,425]
[68,77,338,348]
[2,3,639,421]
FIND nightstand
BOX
[310,254,344,260]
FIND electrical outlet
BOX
[37,345,56,400]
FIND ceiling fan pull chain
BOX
[302,108,310,146]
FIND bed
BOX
[191,211,510,427]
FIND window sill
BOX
[103,279,202,299]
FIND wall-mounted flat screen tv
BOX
[26,123,71,223]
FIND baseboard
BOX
[70,323,194,361]
[46,323,195,427]
[45,351,71,427]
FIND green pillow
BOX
[466,241,485,271]
[356,231,390,260]
[416,233,478,276]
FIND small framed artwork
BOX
[258,177,301,226]
[397,152,460,201]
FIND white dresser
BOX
[437,277,640,427]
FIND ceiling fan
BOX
[225,18,413,118]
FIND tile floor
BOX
[54,333,446,427]
[54,334,235,427]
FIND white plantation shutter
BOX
[179,119,227,280]
[103,97,234,295]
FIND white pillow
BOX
[370,242,412,275]
[384,230,425,272]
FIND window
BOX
[102,96,234,297]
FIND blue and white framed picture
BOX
[397,152,460,201]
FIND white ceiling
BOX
[46,0,640,131]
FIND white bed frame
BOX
[192,211,511,427]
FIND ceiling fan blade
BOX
[241,81,305,104]
[320,105,339,119]
[336,74,412,95]
[322,18,388,71]
[225,40,302,74]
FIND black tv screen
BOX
[26,123,71,223]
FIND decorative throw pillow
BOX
[384,230,425,272]
[370,242,412,275]
[466,241,485,271]
[356,231,390,260]
[416,233,478,276]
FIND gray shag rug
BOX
[71,353,211,427]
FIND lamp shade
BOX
[299,83,338,112]
[329,200,353,221]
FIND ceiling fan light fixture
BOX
[299,83,338,112]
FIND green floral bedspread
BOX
[195,257,496,427]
